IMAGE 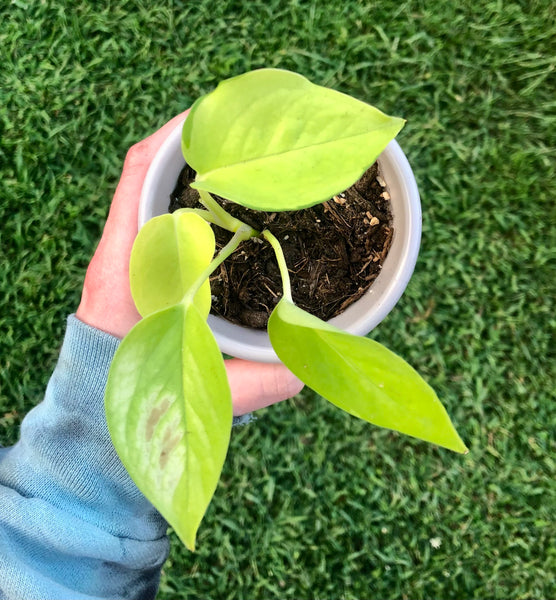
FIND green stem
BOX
[262,230,293,303]
[174,207,220,225]
[183,224,255,304]
[198,189,249,233]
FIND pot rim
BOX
[140,117,421,363]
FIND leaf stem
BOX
[183,224,255,305]
[198,190,248,233]
[262,230,293,303]
[174,207,220,225]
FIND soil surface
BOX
[169,163,393,329]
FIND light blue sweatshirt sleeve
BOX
[0,315,170,599]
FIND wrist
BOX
[75,293,141,339]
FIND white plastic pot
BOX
[140,116,421,363]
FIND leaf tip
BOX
[451,437,469,455]
[176,525,198,552]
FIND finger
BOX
[140,110,191,154]
[225,359,304,415]
[120,110,191,179]
[108,109,191,228]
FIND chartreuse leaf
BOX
[182,68,404,211]
[105,302,232,550]
[268,299,467,453]
[130,212,215,318]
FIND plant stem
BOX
[183,224,255,305]
[262,230,293,303]
[174,207,220,225]
[198,189,249,233]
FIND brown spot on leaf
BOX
[145,398,171,442]
[159,429,183,470]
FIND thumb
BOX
[225,359,304,416]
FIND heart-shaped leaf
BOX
[130,212,215,318]
[268,299,467,453]
[182,68,404,211]
[105,303,232,550]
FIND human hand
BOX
[76,113,303,415]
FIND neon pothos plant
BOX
[105,69,467,551]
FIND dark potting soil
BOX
[169,163,393,329]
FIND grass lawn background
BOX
[1,1,554,598]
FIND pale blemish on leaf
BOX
[159,429,183,470]
[145,398,171,442]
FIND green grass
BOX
[1,1,555,598]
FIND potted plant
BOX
[105,69,467,552]
[139,111,422,364]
